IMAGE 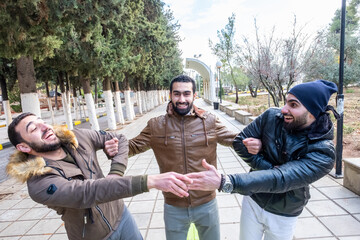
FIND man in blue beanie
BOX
[186,80,339,240]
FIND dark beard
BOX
[283,113,309,131]
[172,102,193,115]
[26,141,62,153]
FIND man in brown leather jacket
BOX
[128,75,242,240]
[6,112,192,240]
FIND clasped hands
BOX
[146,137,262,197]
[104,137,261,198]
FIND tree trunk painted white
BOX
[149,91,154,109]
[124,90,135,121]
[137,91,143,115]
[74,97,80,120]
[84,93,100,131]
[78,96,84,119]
[3,100,12,127]
[114,91,125,124]
[158,90,162,105]
[153,90,158,106]
[141,91,147,113]
[67,91,71,112]
[103,90,117,130]
[146,91,151,110]
[46,98,55,125]
[20,93,41,117]
[61,91,73,130]
[166,90,170,102]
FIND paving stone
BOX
[129,201,155,214]
[299,207,313,218]
[0,209,29,221]
[149,212,164,228]
[334,198,360,214]
[319,186,359,199]
[306,199,347,216]
[309,187,329,201]
[312,176,341,188]
[11,199,37,209]
[145,228,166,240]
[20,235,49,240]
[0,222,11,233]
[219,207,240,224]
[294,217,333,238]
[220,223,240,240]
[153,199,164,213]
[0,220,37,237]
[48,234,68,240]
[132,190,158,201]
[319,215,360,236]
[26,219,63,235]
[217,195,239,208]
[220,161,242,169]
[0,200,21,210]
[132,213,151,229]
[18,208,51,221]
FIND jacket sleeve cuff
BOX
[109,163,126,176]
[131,175,149,195]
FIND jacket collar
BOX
[166,101,206,118]
[6,125,78,183]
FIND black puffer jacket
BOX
[232,108,335,216]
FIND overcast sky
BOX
[162,0,342,72]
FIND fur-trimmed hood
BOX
[6,125,78,183]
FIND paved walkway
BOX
[0,99,360,239]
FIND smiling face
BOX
[15,115,61,153]
[281,93,316,131]
[170,82,197,115]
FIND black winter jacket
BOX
[232,108,335,216]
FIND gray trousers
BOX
[164,198,220,240]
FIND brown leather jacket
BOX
[7,126,148,240]
[129,103,237,207]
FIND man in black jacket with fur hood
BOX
[187,80,339,240]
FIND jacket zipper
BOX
[74,148,110,237]
[95,205,113,232]
[76,148,95,178]
[82,214,87,238]
[181,117,191,205]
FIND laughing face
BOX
[170,82,196,115]
[15,115,61,153]
[281,93,315,131]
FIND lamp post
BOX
[216,61,222,103]
[334,0,346,178]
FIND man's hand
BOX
[147,172,193,198]
[242,137,262,155]
[186,159,221,191]
[104,137,119,157]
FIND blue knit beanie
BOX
[288,80,338,119]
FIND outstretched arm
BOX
[106,171,193,198]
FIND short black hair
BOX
[8,112,35,146]
[170,75,196,94]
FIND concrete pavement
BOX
[0,99,360,239]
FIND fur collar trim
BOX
[6,125,78,183]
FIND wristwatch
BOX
[222,175,234,193]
